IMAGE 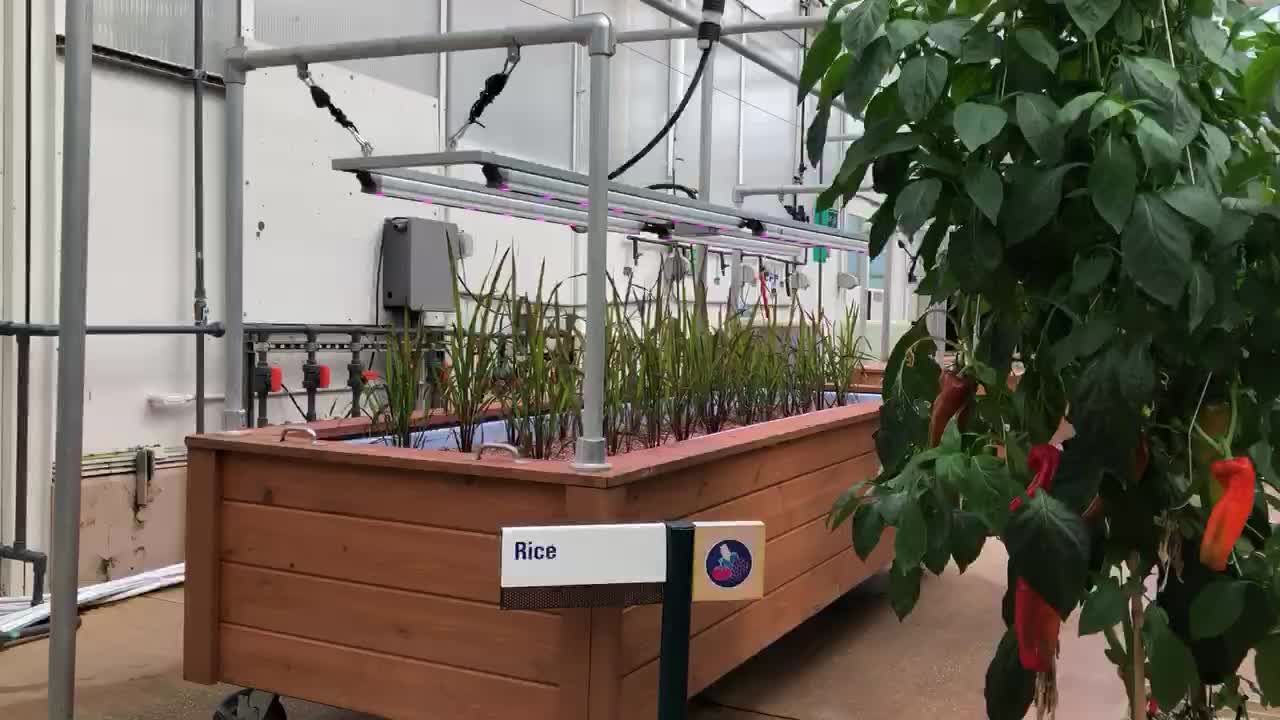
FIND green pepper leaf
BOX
[887,18,929,52]
[928,17,975,56]
[954,102,1008,151]
[1065,0,1120,39]
[895,496,929,566]
[1058,90,1104,127]
[798,24,844,103]
[1002,164,1077,245]
[1016,94,1064,163]
[1255,634,1280,704]
[1187,262,1215,332]
[1122,193,1194,307]
[1014,28,1059,72]
[841,0,890,59]
[951,510,988,573]
[852,501,887,560]
[895,178,943,235]
[1190,580,1248,639]
[1190,16,1236,72]
[889,560,924,619]
[1244,48,1280,112]
[900,55,950,121]
[962,161,1004,224]
[1078,577,1127,636]
[1090,132,1139,233]
[985,629,1036,720]
[1162,183,1223,230]
[1147,611,1200,710]
[1089,96,1126,131]
[1004,493,1091,617]
[843,36,896,117]
[1071,251,1114,295]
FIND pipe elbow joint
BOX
[578,12,616,57]
[224,47,248,84]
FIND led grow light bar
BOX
[333,151,869,254]
[366,172,807,259]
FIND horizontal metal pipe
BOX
[733,184,829,202]
[828,133,862,142]
[636,0,847,114]
[0,322,226,337]
[617,16,825,44]
[232,14,614,72]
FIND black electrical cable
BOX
[449,53,521,147]
[308,82,362,137]
[609,47,712,181]
[278,383,309,422]
[646,182,699,199]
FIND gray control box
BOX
[380,216,463,313]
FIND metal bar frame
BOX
[617,15,825,44]
[49,0,91,715]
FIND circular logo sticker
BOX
[705,539,752,589]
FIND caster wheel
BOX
[214,689,286,720]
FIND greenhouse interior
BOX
[2,0,1280,719]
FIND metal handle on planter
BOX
[474,442,524,462]
[279,427,318,444]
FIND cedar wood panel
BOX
[187,405,884,720]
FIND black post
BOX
[14,334,30,548]
[303,329,319,421]
[657,520,695,720]
[348,332,364,417]
[192,0,208,434]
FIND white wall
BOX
[0,1,918,591]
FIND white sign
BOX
[500,523,667,588]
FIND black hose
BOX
[646,183,699,199]
[610,47,712,181]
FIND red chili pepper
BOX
[928,371,975,448]
[1009,444,1063,672]
[1200,456,1256,572]
[1010,444,1061,512]
[1015,578,1060,672]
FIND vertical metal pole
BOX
[694,45,716,319]
[855,250,870,341]
[49,0,93,715]
[879,238,895,360]
[193,0,208,434]
[574,50,612,470]
[14,334,29,548]
[657,520,695,720]
[223,67,246,430]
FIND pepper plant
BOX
[805,0,1280,716]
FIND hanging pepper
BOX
[928,370,975,447]
[1010,445,1063,674]
[1199,456,1256,572]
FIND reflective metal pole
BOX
[222,68,246,430]
[574,48,613,470]
[48,0,93,715]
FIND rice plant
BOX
[825,300,872,406]
[363,314,434,448]
[498,259,579,459]
[439,246,511,453]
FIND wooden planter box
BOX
[184,402,889,720]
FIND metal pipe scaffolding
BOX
[49,0,92,716]
[616,15,826,44]
[636,0,848,114]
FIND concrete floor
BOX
[0,542,1259,720]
